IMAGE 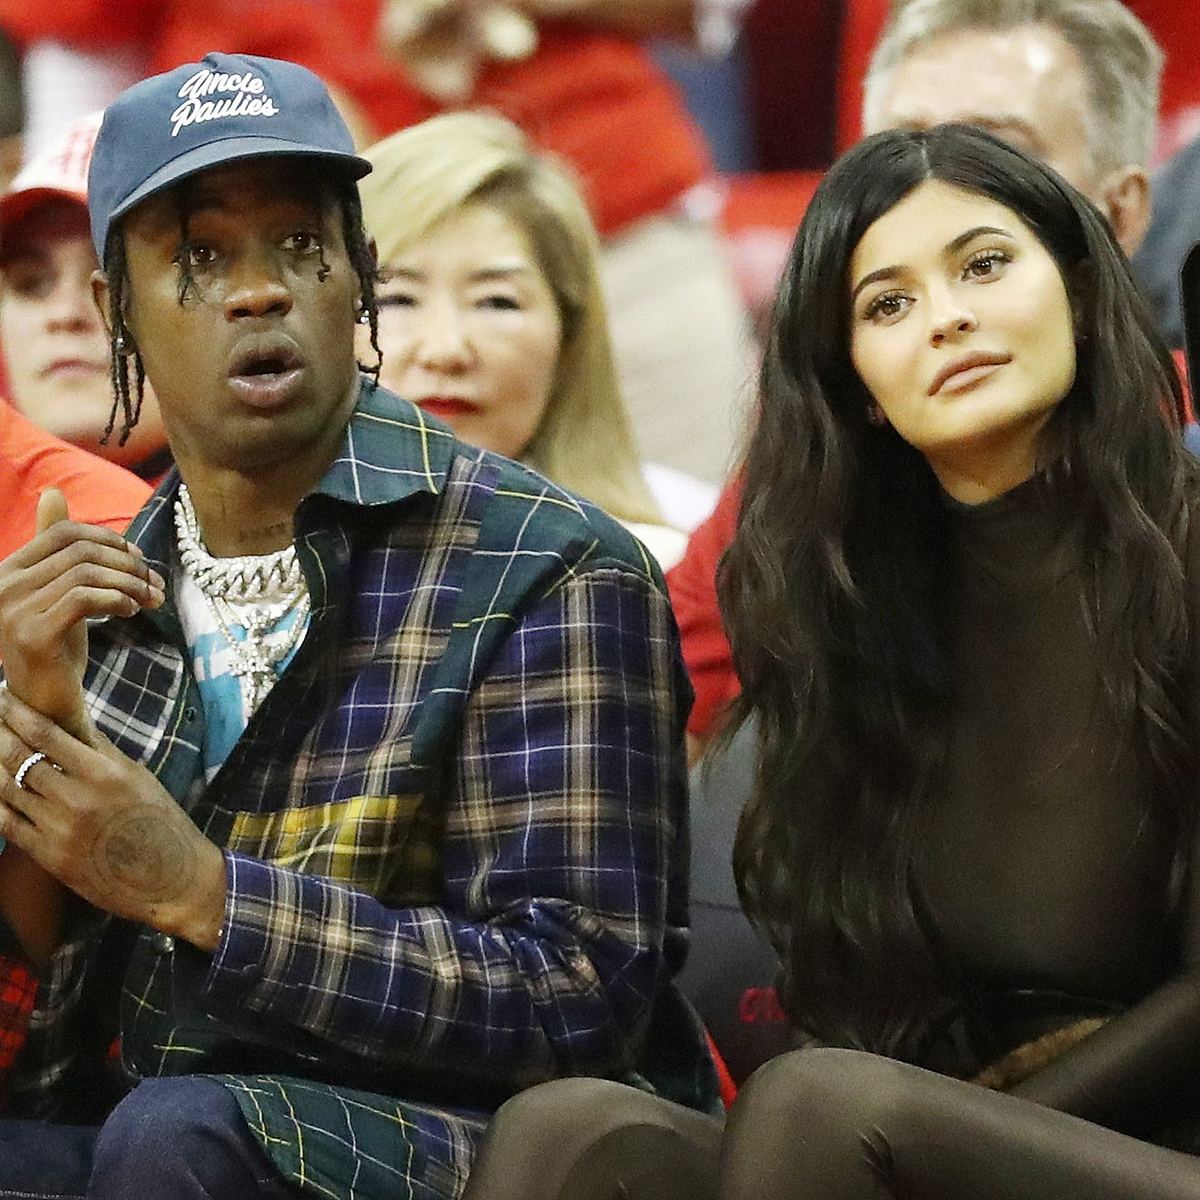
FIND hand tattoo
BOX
[93,807,196,905]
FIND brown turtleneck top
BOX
[913,475,1200,1135]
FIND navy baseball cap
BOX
[87,51,372,259]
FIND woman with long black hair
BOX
[460,123,1200,1199]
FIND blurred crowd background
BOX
[7,1,1196,344]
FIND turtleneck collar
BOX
[944,469,1082,601]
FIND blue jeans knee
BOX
[89,1077,296,1200]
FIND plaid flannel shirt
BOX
[5,381,716,1200]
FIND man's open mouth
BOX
[227,338,306,406]
[229,342,304,379]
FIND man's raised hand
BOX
[0,488,164,740]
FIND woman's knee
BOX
[465,1078,722,1200]
[726,1049,918,1167]
[735,1048,910,1123]
[492,1077,710,1142]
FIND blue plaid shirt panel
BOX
[6,381,716,1200]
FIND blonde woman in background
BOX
[359,112,716,569]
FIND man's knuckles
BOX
[50,560,150,602]
[0,709,54,761]
[40,521,128,554]
[0,740,31,780]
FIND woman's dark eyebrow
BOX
[945,224,1013,255]
[851,264,902,303]
[851,224,1015,302]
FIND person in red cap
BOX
[0,110,169,484]
[0,110,154,1111]
[0,110,154,560]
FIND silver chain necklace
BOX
[174,483,311,712]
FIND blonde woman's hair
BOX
[360,111,660,526]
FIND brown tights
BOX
[463,1049,1200,1200]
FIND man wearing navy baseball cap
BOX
[0,52,715,1200]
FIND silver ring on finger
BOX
[14,751,56,792]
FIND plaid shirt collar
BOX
[123,378,456,582]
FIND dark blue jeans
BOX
[0,1077,303,1199]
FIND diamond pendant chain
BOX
[208,590,311,712]
[175,483,304,601]
[174,483,310,712]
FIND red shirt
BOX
[667,473,741,739]
[0,402,151,559]
[0,404,148,1087]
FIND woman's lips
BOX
[935,361,1006,396]
[416,397,477,421]
[928,351,1012,396]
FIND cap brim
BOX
[0,186,89,235]
[107,134,372,228]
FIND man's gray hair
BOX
[863,0,1163,174]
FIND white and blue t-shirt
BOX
[175,567,310,781]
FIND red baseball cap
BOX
[0,111,102,237]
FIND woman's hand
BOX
[0,689,227,951]
[0,488,164,740]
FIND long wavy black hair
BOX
[720,124,1196,1061]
